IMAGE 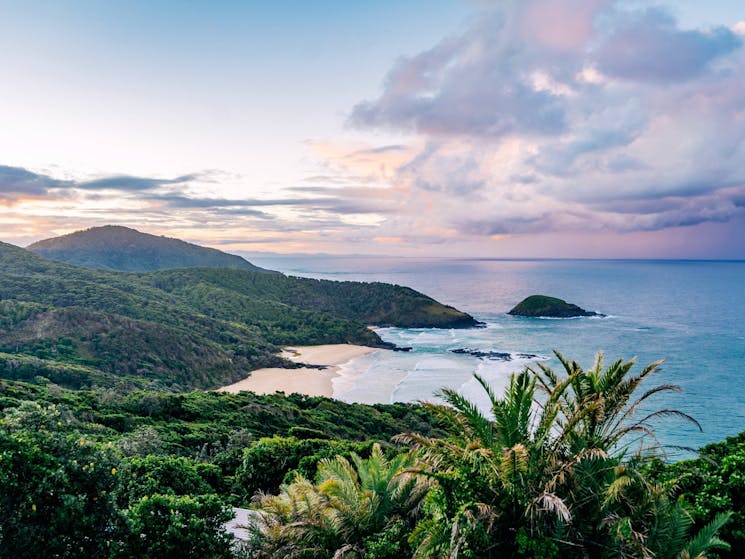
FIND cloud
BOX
[0,165,70,200]
[0,166,206,201]
[6,1,745,257]
[349,9,568,138]
[348,144,409,156]
[146,194,324,208]
[594,8,741,83]
[76,173,200,191]
[337,0,745,251]
[1,162,397,249]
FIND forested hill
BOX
[28,225,273,273]
[0,241,478,391]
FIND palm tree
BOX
[398,352,730,559]
[398,370,566,558]
[249,443,430,559]
[248,352,731,559]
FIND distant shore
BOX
[216,344,378,397]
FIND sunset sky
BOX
[2,0,745,258]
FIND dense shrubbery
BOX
[116,494,234,559]
[247,444,429,559]
[0,401,233,559]
[0,381,442,557]
[248,354,737,559]
[650,431,745,559]
[0,355,743,558]
[235,435,378,497]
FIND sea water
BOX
[247,256,745,453]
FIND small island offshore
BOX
[508,294,604,318]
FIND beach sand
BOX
[216,344,378,397]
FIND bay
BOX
[247,255,745,453]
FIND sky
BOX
[1,0,744,258]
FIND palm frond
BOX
[679,511,732,559]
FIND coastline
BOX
[216,344,378,397]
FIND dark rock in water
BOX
[451,348,543,360]
[374,341,412,352]
[508,295,603,318]
[451,348,513,360]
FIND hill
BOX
[508,294,602,318]
[0,241,478,390]
[28,225,273,272]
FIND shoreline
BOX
[216,344,379,397]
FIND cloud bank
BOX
[3,0,745,257]
[341,0,745,253]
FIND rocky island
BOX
[508,295,603,318]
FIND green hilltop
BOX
[28,225,273,273]
[0,237,477,391]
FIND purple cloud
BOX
[0,165,70,200]
[340,0,745,248]
[594,8,741,83]
[349,11,567,138]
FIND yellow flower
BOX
[32,504,36,512]
[111,468,117,475]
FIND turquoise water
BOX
[249,256,745,453]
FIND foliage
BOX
[0,350,741,558]
[0,377,446,557]
[392,352,730,558]
[29,224,269,273]
[0,240,476,390]
[0,378,442,486]
[0,403,123,558]
[249,443,430,558]
[507,294,597,317]
[114,454,223,506]
[652,431,745,559]
[235,435,376,497]
[117,494,234,559]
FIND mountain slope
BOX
[0,241,478,390]
[28,225,273,272]
[143,267,478,328]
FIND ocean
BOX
[248,255,745,454]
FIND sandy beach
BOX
[216,344,378,397]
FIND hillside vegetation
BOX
[0,241,477,390]
[508,294,601,318]
[0,378,442,558]
[0,356,740,558]
[28,225,273,272]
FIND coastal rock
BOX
[373,341,413,352]
[451,348,512,360]
[508,295,603,318]
[450,348,542,360]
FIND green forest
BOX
[0,242,476,391]
[27,225,273,273]
[0,353,743,558]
